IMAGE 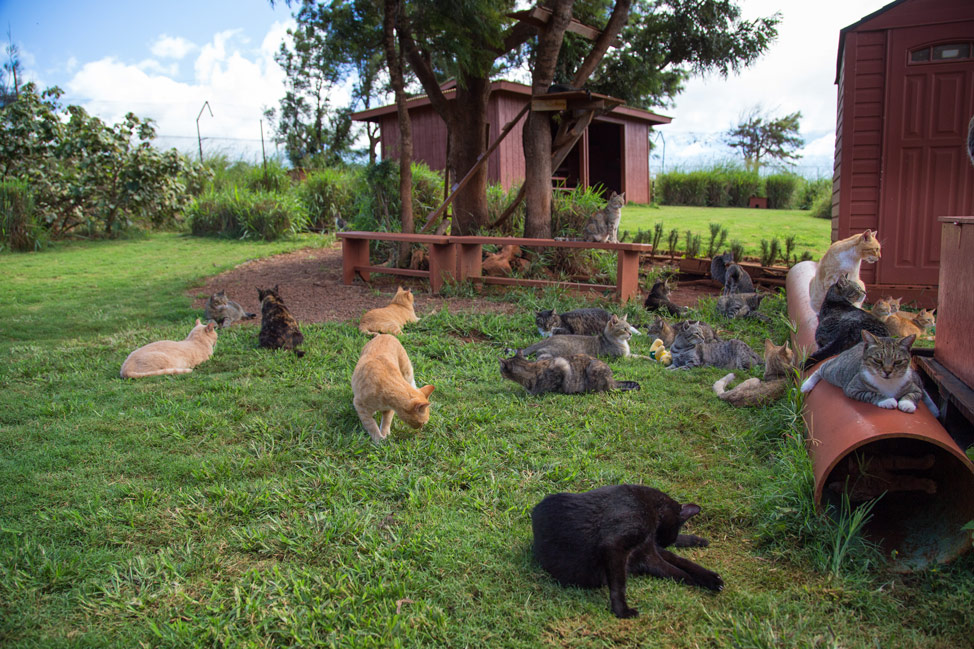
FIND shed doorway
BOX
[588,121,624,196]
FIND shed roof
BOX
[350,79,672,126]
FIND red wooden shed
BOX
[351,80,671,204]
[832,0,974,307]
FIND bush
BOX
[245,160,292,194]
[297,167,356,231]
[656,171,709,206]
[724,168,762,207]
[811,193,833,219]
[0,179,46,251]
[656,166,761,207]
[764,173,799,209]
[187,188,308,241]
[798,177,832,210]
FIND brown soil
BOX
[187,242,722,324]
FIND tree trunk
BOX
[523,0,574,239]
[447,75,490,235]
[384,0,413,267]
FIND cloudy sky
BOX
[2,0,892,174]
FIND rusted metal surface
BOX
[787,260,974,570]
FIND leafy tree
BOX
[266,1,385,166]
[725,106,804,171]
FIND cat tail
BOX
[712,373,736,396]
[121,367,193,379]
[614,381,641,392]
[245,312,257,319]
[802,339,848,369]
[921,390,940,418]
[292,348,306,358]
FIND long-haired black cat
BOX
[531,484,723,618]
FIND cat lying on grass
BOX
[120,319,217,379]
[500,352,639,395]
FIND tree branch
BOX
[398,13,453,121]
[571,0,631,86]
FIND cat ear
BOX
[899,334,916,349]
[764,339,775,353]
[679,503,701,522]
[861,330,880,344]
[205,321,216,332]
[419,384,435,398]
[862,230,874,241]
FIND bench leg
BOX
[429,243,456,294]
[456,243,483,283]
[617,250,640,303]
[342,238,370,284]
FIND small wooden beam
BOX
[508,6,621,45]
[531,98,567,112]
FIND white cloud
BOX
[150,35,197,60]
[65,21,295,162]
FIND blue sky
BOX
[1,0,891,173]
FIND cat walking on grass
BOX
[120,319,217,379]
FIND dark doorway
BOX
[588,121,623,196]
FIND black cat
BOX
[643,280,686,316]
[531,484,723,618]
[257,285,305,357]
[804,276,889,368]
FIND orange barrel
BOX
[786,261,974,571]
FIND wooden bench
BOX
[337,231,653,302]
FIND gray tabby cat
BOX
[581,191,626,243]
[520,314,632,360]
[669,321,762,370]
[710,251,754,294]
[801,330,939,415]
[646,317,719,346]
[536,308,640,337]
[204,290,256,328]
[713,340,795,407]
[716,292,767,320]
[499,352,640,395]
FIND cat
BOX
[520,314,633,360]
[257,285,305,357]
[531,484,723,619]
[204,289,256,328]
[709,251,755,294]
[713,339,796,407]
[535,307,640,337]
[483,245,521,277]
[499,352,640,395]
[643,279,686,316]
[870,296,900,319]
[351,334,434,444]
[808,229,881,312]
[883,308,936,339]
[581,191,626,243]
[646,316,719,347]
[716,292,767,320]
[120,319,217,379]
[710,251,733,286]
[669,321,762,370]
[358,286,420,336]
[801,330,939,416]
[803,276,888,368]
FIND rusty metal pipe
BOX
[787,261,974,570]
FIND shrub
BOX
[798,177,832,210]
[0,179,45,251]
[245,160,292,194]
[811,193,833,219]
[297,167,356,231]
[764,173,799,209]
[725,168,762,207]
[187,188,308,241]
[485,182,524,235]
[656,171,709,206]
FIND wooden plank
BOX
[476,276,616,293]
[531,98,567,112]
[447,235,653,252]
[354,265,430,278]
[916,356,974,426]
[338,231,451,243]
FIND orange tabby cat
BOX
[358,286,419,335]
[120,319,217,379]
[884,308,936,338]
[483,244,522,277]
[808,230,881,312]
[351,334,435,444]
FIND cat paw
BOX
[698,570,724,592]
[898,399,917,413]
[613,606,639,619]
[877,398,898,409]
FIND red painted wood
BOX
[935,217,974,388]
[879,21,974,286]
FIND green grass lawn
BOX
[622,204,831,261]
[1,233,972,648]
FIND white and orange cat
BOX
[808,230,881,312]
[351,334,434,444]
[358,286,420,335]
[120,319,217,379]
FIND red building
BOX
[351,80,671,204]
[832,0,974,305]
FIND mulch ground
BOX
[187,241,721,325]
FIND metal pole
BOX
[260,119,267,172]
[196,101,213,163]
